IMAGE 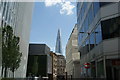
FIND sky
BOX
[29,2,77,56]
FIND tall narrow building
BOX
[0,2,34,78]
[55,29,62,54]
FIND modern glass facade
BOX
[77,2,120,79]
[77,2,120,57]
[77,2,102,57]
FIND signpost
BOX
[84,63,90,69]
[84,62,90,77]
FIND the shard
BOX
[55,29,62,54]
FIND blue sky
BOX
[29,2,77,56]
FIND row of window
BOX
[77,2,111,24]
[77,2,119,57]
[77,3,113,46]
[79,24,102,56]
[79,16,120,57]
[77,2,100,46]
[1,2,19,28]
[77,2,100,28]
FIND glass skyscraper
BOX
[55,29,62,54]
[77,2,120,79]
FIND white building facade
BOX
[66,24,80,78]
[0,1,34,78]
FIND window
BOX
[77,2,81,17]
[5,2,9,20]
[84,15,89,32]
[83,22,86,33]
[77,14,81,27]
[95,24,102,45]
[86,38,90,53]
[82,2,87,14]
[81,6,84,20]
[78,33,81,46]
[88,5,94,26]
[2,2,6,17]
[83,38,90,54]
[100,2,112,7]
[81,2,87,20]
[93,2,100,17]
[101,17,120,40]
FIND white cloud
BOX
[44,0,75,15]
[60,1,75,15]
[44,0,63,7]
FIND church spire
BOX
[55,29,62,54]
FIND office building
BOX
[77,2,120,80]
[27,44,52,78]
[0,1,34,77]
[55,29,62,54]
[66,24,80,78]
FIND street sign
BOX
[84,62,90,69]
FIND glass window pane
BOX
[84,15,89,32]
[93,2,100,16]
[88,5,94,25]
[95,24,102,45]
[78,33,81,46]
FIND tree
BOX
[2,25,13,77]
[9,36,22,78]
[2,25,22,78]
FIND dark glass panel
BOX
[100,2,112,7]
[101,17,120,40]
